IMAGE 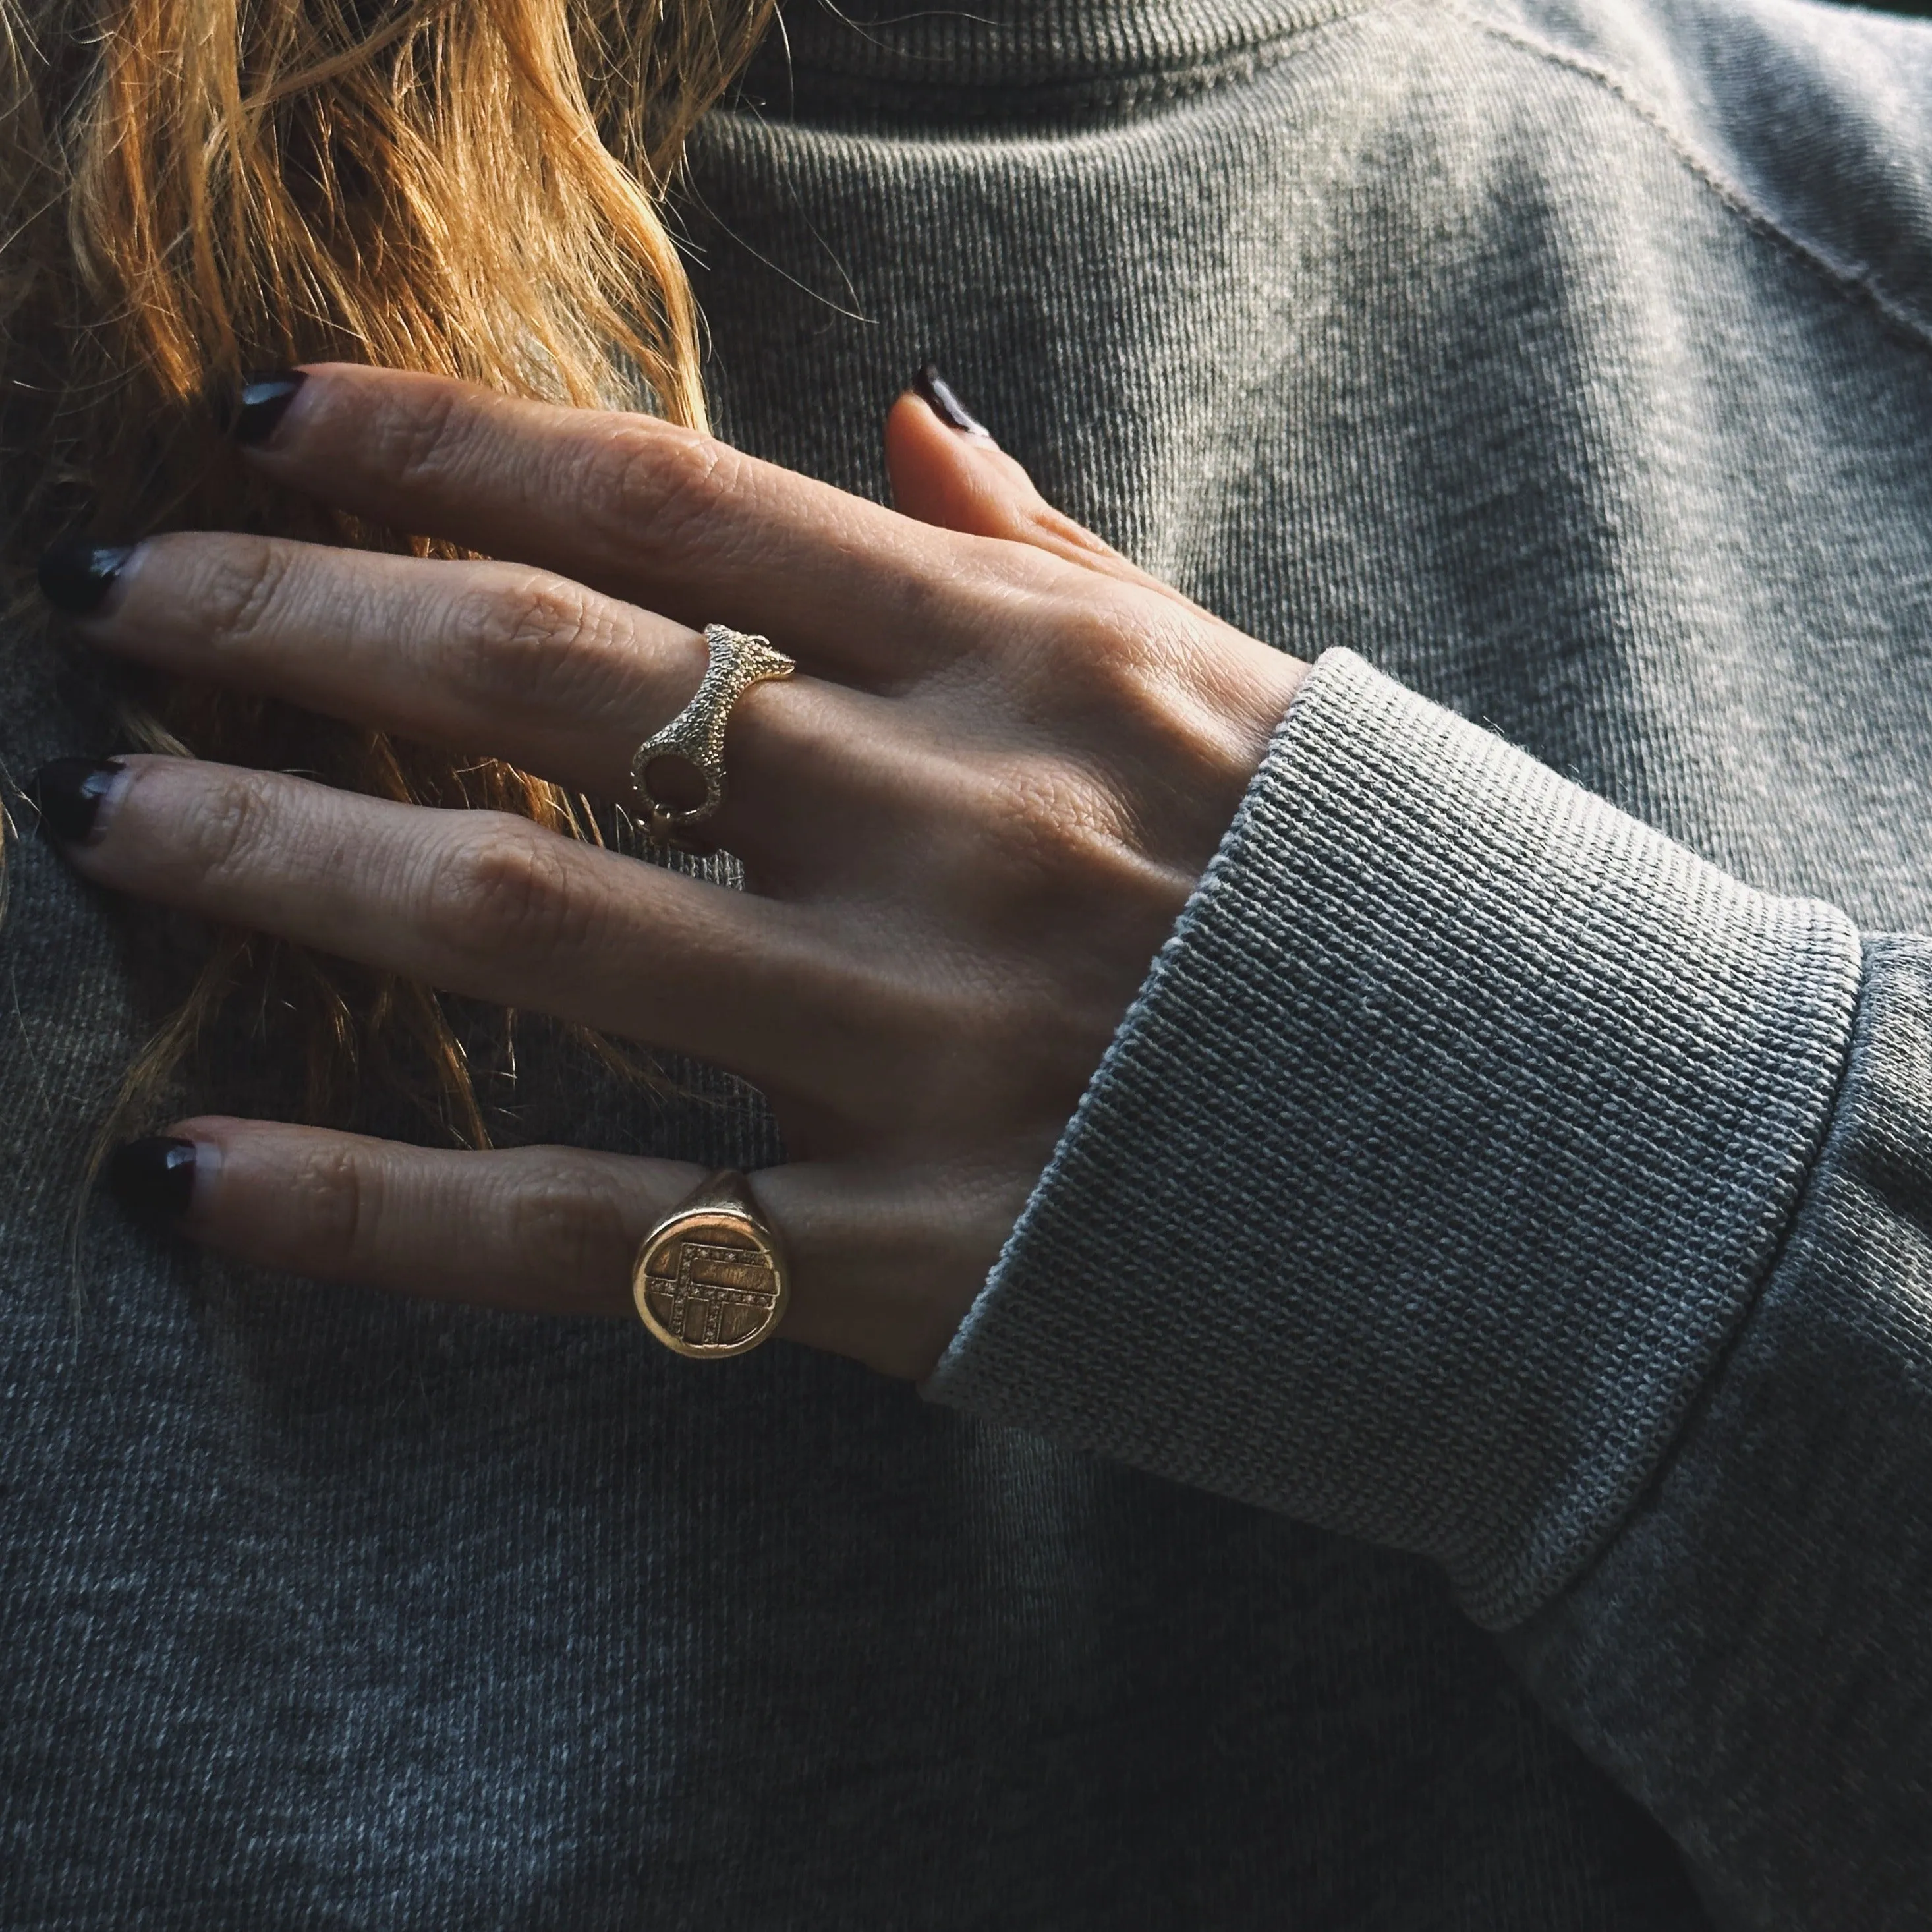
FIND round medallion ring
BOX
[632,1169,790,1360]
[629,623,796,845]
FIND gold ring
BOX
[629,623,795,844]
[632,1168,789,1359]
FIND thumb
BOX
[886,366,1143,581]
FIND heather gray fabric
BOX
[5,0,1931,1925]
[929,652,1867,1626]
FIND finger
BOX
[57,755,855,1101]
[76,533,704,797]
[156,1118,697,1319]
[883,381,1245,621]
[886,380,1124,565]
[241,365,1027,677]
[148,1119,1001,1378]
[68,532,880,838]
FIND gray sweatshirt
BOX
[4,0,1929,1924]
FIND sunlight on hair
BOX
[0,0,774,1156]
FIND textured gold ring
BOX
[629,623,795,844]
[632,1168,789,1359]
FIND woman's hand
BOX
[40,365,1306,1378]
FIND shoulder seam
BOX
[1440,1,1932,365]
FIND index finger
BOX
[238,365,1015,679]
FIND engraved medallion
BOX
[632,1170,788,1359]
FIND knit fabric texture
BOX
[927,650,1863,1627]
[6,0,1932,1925]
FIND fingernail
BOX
[229,369,306,446]
[37,541,134,617]
[913,364,994,441]
[26,756,127,845]
[105,1137,199,1225]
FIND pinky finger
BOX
[105,1120,1002,1378]
[114,1118,701,1321]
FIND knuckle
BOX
[424,820,594,961]
[370,379,468,491]
[193,537,293,649]
[173,768,281,882]
[289,1142,381,1270]
[588,422,744,555]
[452,573,630,716]
[502,1160,631,1286]
[1041,594,1149,691]
[1005,594,1202,761]
[881,555,973,661]
[986,761,1124,886]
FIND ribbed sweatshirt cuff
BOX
[923,649,1862,1627]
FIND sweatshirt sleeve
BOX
[923,646,1931,1928]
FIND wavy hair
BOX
[0,0,774,1145]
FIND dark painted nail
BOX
[229,369,306,445]
[913,364,993,440]
[37,542,134,617]
[26,756,125,845]
[105,1137,198,1225]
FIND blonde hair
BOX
[0,0,774,1144]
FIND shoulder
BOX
[1438,0,1932,331]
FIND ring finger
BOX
[40,753,903,1110]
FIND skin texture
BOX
[56,365,1308,1378]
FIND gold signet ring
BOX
[630,623,795,845]
[633,1168,790,1359]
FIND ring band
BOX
[630,623,795,844]
[633,1168,789,1359]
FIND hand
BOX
[42,366,1305,1378]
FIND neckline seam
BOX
[736,0,1386,117]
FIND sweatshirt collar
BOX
[749,0,1349,101]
